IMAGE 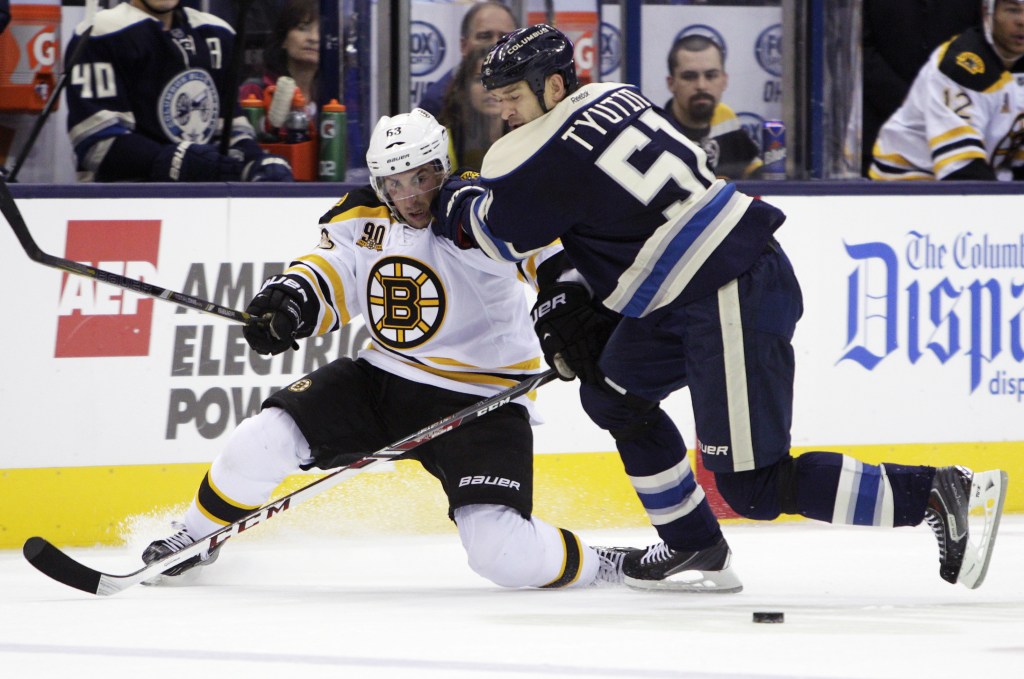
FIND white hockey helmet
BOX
[366,108,451,213]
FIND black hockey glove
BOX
[430,173,484,249]
[243,275,315,355]
[150,142,244,181]
[531,282,616,384]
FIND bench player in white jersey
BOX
[142,108,632,588]
[870,0,1024,181]
[432,24,1009,592]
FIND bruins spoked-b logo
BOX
[158,68,219,143]
[367,256,446,348]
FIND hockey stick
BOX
[23,368,558,596]
[0,178,253,324]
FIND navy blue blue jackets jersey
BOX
[465,82,785,317]
[65,4,254,180]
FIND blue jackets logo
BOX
[158,68,219,143]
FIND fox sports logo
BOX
[755,24,783,77]
[675,24,728,62]
[410,21,446,77]
[158,68,219,143]
[600,23,621,77]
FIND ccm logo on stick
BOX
[477,396,511,417]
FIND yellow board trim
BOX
[2,442,1020,549]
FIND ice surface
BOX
[2,518,1022,679]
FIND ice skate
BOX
[622,537,742,593]
[593,546,641,585]
[926,466,1008,589]
[141,522,221,586]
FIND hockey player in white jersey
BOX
[141,108,633,588]
[870,0,1024,181]
[65,0,292,182]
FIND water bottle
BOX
[318,99,347,181]
[284,90,311,144]
[240,94,266,141]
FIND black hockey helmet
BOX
[481,24,580,111]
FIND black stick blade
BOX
[23,537,102,595]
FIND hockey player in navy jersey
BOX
[65,0,292,182]
[141,108,633,589]
[432,24,1009,592]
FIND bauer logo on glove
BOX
[530,282,617,384]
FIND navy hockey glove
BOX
[151,142,244,181]
[231,137,294,182]
[242,155,294,182]
[430,174,484,249]
[531,283,617,384]
[243,275,315,355]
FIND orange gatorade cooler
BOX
[0,0,61,112]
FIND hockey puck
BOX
[752,611,784,624]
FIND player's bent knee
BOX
[579,382,659,440]
[217,407,311,481]
[714,458,795,521]
[454,504,543,588]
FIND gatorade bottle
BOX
[240,94,266,141]
[318,98,347,181]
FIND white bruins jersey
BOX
[870,27,1024,181]
[284,186,555,415]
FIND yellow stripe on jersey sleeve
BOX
[933,149,987,173]
[285,254,353,336]
[286,264,336,336]
[928,125,979,149]
[297,254,352,324]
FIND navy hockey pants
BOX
[581,243,934,547]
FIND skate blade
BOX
[957,470,1009,589]
[625,566,743,594]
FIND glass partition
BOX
[1,0,863,183]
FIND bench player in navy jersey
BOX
[141,108,632,589]
[65,0,292,182]
[432,24,1009,592]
